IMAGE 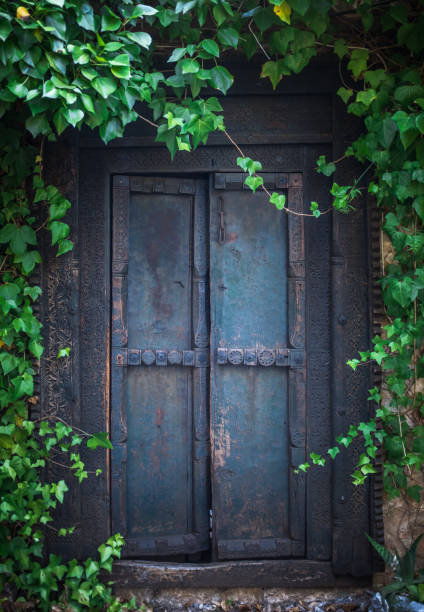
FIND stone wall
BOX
[381,231,424,572]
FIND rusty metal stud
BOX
[142,350,155,366]
[168,350,182,365]
[276,348,289,366]
[258,349,275,366]
[217,348,228,364]
[156,350,167,366]
[128,349,141,366]
[183,350,195,366]
[244,349,257,366]
[228,349,243,365]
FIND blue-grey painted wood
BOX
[210,178,294,560]
[112,177,210,557]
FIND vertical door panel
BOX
[210,173,306,560]
[111,177,210,557]
[126,192,192,543]
[211,190,288,346]
[128,193,192,347]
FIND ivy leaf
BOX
[85,560,100,579]
[98,543,113,564]
[364,69,387,88]
[270,192,286,210]
[81,66,97,81]
[67,564,84,580]
[24,286,42,301]
[87,432,113,450]
[0,13,12,41]
[126,31,151,49]
[400,129,418,150]
[328,446,340,460]
[18,250,42,275]
[12,372,33,399]
[380,118,398,148]
[208,66,233,94]
[144,72,164,91]
[334,39,348,59]
[260,60,285,89]
[201,39,219,57]
[392,110,415,133]
[289,0,309,15]
[111,65,130,79]
[186,114,216,148]
[391,277,414,308]
[25,115,50,138]
[110,53,130,66]
[49,221,70,246]
[347,49,369,79]
[63,108,84,127]
[217,27,239,49]
[310,452,326,466]
[212,4,226,25]
[273,1,292,24]
[413,196,424,221]
[310,201,320,218]
[337,87,353,104]
[316,155,336,176]
[394,85,424,105]
[101,8,121,32]
[92,77,117,98]
[7,80,28,99]
[129,4,158,18]
[269,28,295,55]
[0,224,36,255]
[80,94,94,114]
[244,175,264,192]
[99,117,123,143]
[46,52,68,76]
[49,199,71,221]
[0,353,18,375]
[236,156,262,175]
[356,89,376,107]
[416,113,424,134]
[77,3,95,31]
[57,239,73,257]
[29,338,43,359]
[181,59,199,74]
[11,226,37,255]
[168,47,186,62]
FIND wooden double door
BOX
[111,172,307,560]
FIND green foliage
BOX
[367,534,424,604]
[0,0,423,606]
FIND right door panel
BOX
[210,173,306,560]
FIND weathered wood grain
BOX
[111,559,336,588]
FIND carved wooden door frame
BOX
[41,60,382,584]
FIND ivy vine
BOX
[0,0,423,607]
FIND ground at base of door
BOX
[113,588,396,612]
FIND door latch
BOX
[218,196,226,245]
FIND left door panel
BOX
[111,176,210,557]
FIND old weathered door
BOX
[111,172,306,559]
[111,176,210,557]
[209,172,305,560]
